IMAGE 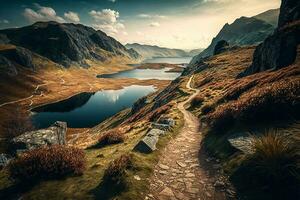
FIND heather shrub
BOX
[191,96,204,108]
[201,103,214,115]
[206,79,300,132]
[97,130,125,147]
[103,154,133,188]
[231,131,300,197]
[8,145,85,181]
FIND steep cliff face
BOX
[0,21,140,67]
[239,0,300,77]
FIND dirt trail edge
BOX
[146,75,228,200]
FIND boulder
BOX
[0,153,11,168]
[133,129,164,153]
[228,133,255,154]
[11,121,67,153]
[151,123,171,131]
[158,118,175,127]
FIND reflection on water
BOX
[142,57,192,64]
[31,85,156,128]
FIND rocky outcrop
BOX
[131,96,148,115]
[214,40,230,55]
[0,21,140,67]
[0,46,36,70]
[0,54,17,76]
[0,153,11,168]
[278,0,300,28]
[133,118,175,153]
[11,121,67,153]
[239,0,300,77]
[228,133,255,154]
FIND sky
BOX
[0,0,280,50]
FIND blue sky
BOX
[0,0,280,49]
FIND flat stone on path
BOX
[159,164,170,170]
[159,187,175,197]
[176,161,187,168]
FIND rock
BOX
[0,153,11,168]
[185,173,195,178]
[134,175,141,181]
[151,123,172,131]
[159,187,174,197]
[158,118,175,127]
[133,130,160,153]
[238,0,300,77]
[213,40,230,55]
[214,180,226,188]
[0,54,17,76]
[228,133,255,154]
[176,161,187,168]
[11,121,67,153]
[159,164,170,170]
[278,0,300,28]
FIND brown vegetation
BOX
[8,145,85,181]
[103,154,133,188]
[231,131,300,198]
[97,130,125,147]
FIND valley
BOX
[0,0,299,200]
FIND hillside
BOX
[190,9,279,63]
[253,8,280,26]
[125,43,195,59]
[0,21,140,68]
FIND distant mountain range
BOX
[0,21,140,70]
[125,43,203,59]
[190,9,279,64]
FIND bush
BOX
[8,145,85,181]
[231,131,300,197]
[103,154,133,188]
[97,131,125,147]
[201,103,214,115]
[191,96,204,108]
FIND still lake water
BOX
[98,57,192,80]
[142,57,192,64]
[32,57,189,128]
[32,85,156,128]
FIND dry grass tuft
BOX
[231,130,300,195]
[8,145,85,181]
[97,130,125,147]
[103,154,133,188]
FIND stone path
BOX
[146,76,230,200]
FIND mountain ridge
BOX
[0,21,140,68]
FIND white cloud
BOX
[138,14,166,19]
[108,0,117,2]
[149,22,160,27]
[64,11,80,23]
[23,4,65,23]
[89,9,125,35]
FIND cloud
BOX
[0,19,9,24]
[149,22,160,27]
[138,14,166,19]
[64,11,80,23]
[23,4,65,23]
[89,9,125,35]
[108,0,117,2]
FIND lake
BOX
[97,68,181,80]
[142,57,192,64]
[31,85,156,128]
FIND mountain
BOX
[188,48,204,56]
[253,8,280,27]
[125,43,192,59]
[190,9,279,64]
[0,21,140,68]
